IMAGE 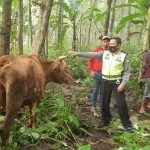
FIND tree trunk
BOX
[126,0,131,41]
[87,0,97,46]
[72,19,77,51]
[57,0,64,49]
[45,29,48,59]
[0,0,12,56]
[109,0,116,33]
[18,0,23,55]
[79,7,82,50]
[28,0,33,53]
[138,5,150,80]
[31,0,54,56]
[118,0,125,39]
[103,0,112,36]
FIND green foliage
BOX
[47,45,93,87]
[130,0,150,6]
[12,0,18,7]
[69,114,80,127]
[80,128,92,136]
[95,2,148,34]
[53,2,73,20]
[69,0,83,13]
[59,24,70,43]
[52,0,85,46]
[111,127,150,150]
[102,113,150,150]
[96,3,146,21]
[1,83,91,149]
[53,0,83,20]
[78,144,91,150]
[116,13,144,34]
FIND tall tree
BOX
[31,0,54,56]
[109,0,116,33]
[0,0,12,56]
[45,29,48,59]
[57,0,64,48]
[79,5,83,49]
[28,0,33,53]
[87,0,97,46]
[53,0,83,51]
[103,0,112,36]
[118,0,125,39]
[126,0,131,41]
[18,0,23,55]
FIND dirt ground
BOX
[59,83,150,150]
[3,83,149,150]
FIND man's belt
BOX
[95,70,102,72]
[102,74,121,78]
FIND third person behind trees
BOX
[139,50,150,113]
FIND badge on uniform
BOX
[116,80,120,84]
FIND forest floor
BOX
[6,82,150,150]
[58,83,150,150]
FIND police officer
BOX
[69,37,132,132]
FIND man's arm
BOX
[88,58,96,77]
[121,56,130,86]
[88,58,94,71]
[69,51,103,59]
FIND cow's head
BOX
[52,56,74,84]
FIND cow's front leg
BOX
[27,101,39,128]
[32,101,40,128]
[27,105,33,127]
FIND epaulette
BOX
[121,50,128,55]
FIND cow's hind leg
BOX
[0,100,22,146]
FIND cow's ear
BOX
[58,55,68,60]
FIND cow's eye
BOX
[53,67,58,72]
[64,65,67,69]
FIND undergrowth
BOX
[0,83,92,150]
[108,113,150,150]
[1,44,147,150]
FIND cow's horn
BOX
[58,55,68,60]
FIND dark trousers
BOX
[101,79,131,128]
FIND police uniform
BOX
[101,50,131,128]
[78,50,132,129]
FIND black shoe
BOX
[98,121,109,128]
[125,127,133,133]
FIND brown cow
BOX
[0,54,73,146]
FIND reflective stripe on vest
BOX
[102,74,122,79]
[102,50,126,80]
